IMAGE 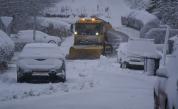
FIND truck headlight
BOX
[74,31,78,35]
[92,18,96,22]
[96,32,99,36]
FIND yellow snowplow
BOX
[67,18,113,59]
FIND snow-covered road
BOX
[0,36,156,109]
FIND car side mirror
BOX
[156,68,169,78]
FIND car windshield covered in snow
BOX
[75,23,102,35]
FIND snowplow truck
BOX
[68,18,113,59]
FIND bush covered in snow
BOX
[38,17,72,37]
[0,30,14,68]
[121,10,158,30]
[145,28,178,44]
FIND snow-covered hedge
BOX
[0,30,14,66]
[145,28,178,44]
[121,10,159,30]
[39,17,72,37]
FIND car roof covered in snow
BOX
[118,39,161,59]
[19,43,64,59]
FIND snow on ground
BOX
[0,36,156,109]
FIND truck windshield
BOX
[75,23,102,35]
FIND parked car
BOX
[16,43,66,83]
[16,30,61,44]
[154,44,178,109]
[117,39,159,69]
[12,30,62,51]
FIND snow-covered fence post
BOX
[163,25,170,65]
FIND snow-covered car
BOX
[154,44,178,109]
[117,39,158,69]
[16,43,66,83]
[14,30,61,45]
[0,30,14,69]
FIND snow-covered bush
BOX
[38,17,71,37]
[145,28,178,44]
[140,19,160,38]
[121,10,158,30]
[0,30,14,68]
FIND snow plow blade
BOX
[67,45,103,59]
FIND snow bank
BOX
[0,30,14,64]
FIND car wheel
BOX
[120,62,127,69]
[49,73,57,83]
[154,91,159,109]
[48,40,57,44]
